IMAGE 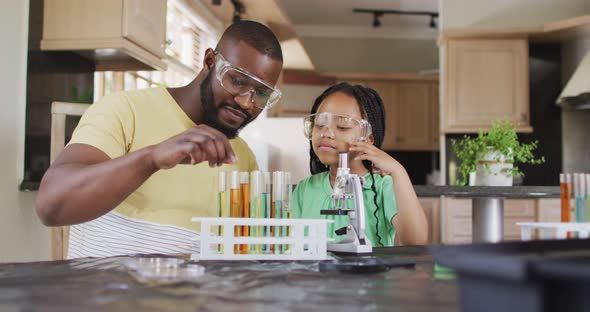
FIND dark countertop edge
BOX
[414,185,560,198]
[19,181,560,198]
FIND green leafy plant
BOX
[451,120,545,186]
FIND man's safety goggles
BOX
[303,112,372,142]
[214,51,282,110]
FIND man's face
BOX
[201,41,282,139]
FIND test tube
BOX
[282,172,292,254]
[272,171,284,254]
[240,172,250,254]
[218,171,230,253]
[250,171,264,254]
[262,172,271,253]
[574,173,586,223]
[560,173,571,223]
[229,171,242,254]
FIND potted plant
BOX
[451,120,545,186]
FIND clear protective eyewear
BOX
[214,51,282,110]
[303,112,372,143]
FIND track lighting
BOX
[354,8,439,29]
[373,12,383,28]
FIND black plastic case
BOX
[431,239,590,312]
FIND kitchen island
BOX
[0,247,458,311]
[414,186,560,243]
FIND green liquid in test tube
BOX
[574,174,586,222]
[250,171,264,254]
[263,172,271,253]
[272,172,284,254]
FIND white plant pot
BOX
[474,150,513,186]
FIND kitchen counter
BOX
[0,247,458,312]
[414,185,560,198]
[414,185,560,243]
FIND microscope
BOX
[321,152,373,254]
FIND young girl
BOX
[291,82,428,246]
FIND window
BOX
[94,0,222,101]
[21,0,222,188]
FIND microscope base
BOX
[327,243,372,255]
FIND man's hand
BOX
[150,125,237,170]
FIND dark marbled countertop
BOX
[414,185,560,198]
[0,247,459,312]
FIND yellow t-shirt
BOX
[68,87,258,230]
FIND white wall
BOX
[240,112,311,184]
[301,37,439,73]
[0,0,51,262]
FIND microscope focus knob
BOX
[334,226,347,236]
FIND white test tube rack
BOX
[191,217,333,261]
[518,222,590,240]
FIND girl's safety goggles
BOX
[303,112,372,142]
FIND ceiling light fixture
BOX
[230,0,244,23]
[373,12,383,28]
[353,8,439,29]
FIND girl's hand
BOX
[349,141,401,176]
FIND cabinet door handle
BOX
[396,137,405,143]
[521,113,527,121]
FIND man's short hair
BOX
[217,20,283,63]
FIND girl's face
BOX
[312,92,366,167]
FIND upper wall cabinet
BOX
[397,82,438,150]
[444,39,532,133]
[41,0,167,71]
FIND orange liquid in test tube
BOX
[560,173,571,222]
[240,172,250,254]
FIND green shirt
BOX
[291,171,398,247]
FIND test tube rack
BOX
[518,222,590,240]
[190,217,333,261]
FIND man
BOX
[36,21,283,258]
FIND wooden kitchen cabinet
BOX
[430,84,440,149]
[365,80,439,151]
[396,82,437,150]
[444,39,532,133]
[366,81,399,151]
[418,197,441,244]
[41,0,167,70]
[536,199,561,222]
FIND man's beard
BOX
[201,72,253,139]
